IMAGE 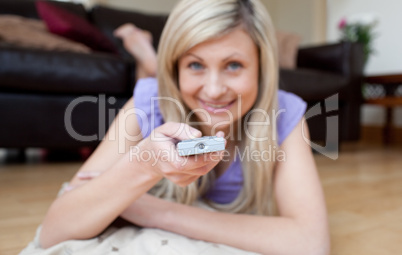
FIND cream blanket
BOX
[20,183,259,255]
[20,225,260,255]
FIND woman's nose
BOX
[204,72,227,99]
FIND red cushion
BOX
[36,1,117,54]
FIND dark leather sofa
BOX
[282,42,365,144]
[0,0,364,151]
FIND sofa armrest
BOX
[297,42,365,77]
[0,46,134,95]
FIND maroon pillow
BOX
[36,1,117,54]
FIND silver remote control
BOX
[177,136,225,156]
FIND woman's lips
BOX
[199,99,236,113]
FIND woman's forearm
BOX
[158,202,329,255]
[39,153,161,249]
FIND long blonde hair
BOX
[154,0,278,215]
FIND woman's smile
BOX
[198,98,237,113]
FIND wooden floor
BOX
[0,142,401,255]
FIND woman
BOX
[25,0,330,254]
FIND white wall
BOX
[262,0,326,46]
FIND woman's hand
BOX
[66,122,226,190]
[133,122,226,187]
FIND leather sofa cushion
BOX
[90,6,168,59]
[0,46,131,95]
[0,92,127,148]
[279,68,348,100]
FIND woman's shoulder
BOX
[133,78,164,138]
[277,90,307,113]
[133,77,158,96]
[133,77,159,108]
[276,90,307,145]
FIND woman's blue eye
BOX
[189,62,203,70]
[227,62,242,71]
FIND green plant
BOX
[338,16,378,63]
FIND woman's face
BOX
[178,28,259,135]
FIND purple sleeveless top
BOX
[133,78,307,204]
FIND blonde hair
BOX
[154,0,278,215]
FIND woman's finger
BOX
[178,150,226,175]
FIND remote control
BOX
[177,136,225,156]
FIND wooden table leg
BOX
[384,106,393,144]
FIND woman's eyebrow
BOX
[223,53,242,61]
[183,53,204,61]
[183,52,246,62]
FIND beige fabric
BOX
[275,30,302,69]
[0,15,91,53]
[20,225,260,255]
[19,183,260,255]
